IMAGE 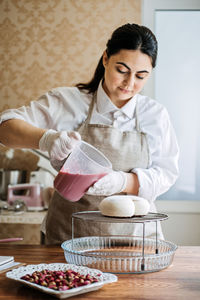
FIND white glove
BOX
[39,129,81,170]
[86,171,127,196]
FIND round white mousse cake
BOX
[99,195,150,217]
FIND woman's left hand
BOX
[86,171,127,196]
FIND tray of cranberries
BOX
[6,263,117,298]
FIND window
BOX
[142,0,200,200]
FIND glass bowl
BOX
[61,236,177,274]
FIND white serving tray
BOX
[6,263,117,299]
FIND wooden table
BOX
[0,245,199,299]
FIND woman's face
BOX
[102,49,152,108]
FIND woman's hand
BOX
[86,171,127,196]
[39,129,81,170]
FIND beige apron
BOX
[45,94,163,245]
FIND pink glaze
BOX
[54,171,107,202]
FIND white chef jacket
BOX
[0,82,179,203]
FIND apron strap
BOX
[83,92,96,126]
[135,98,141,132]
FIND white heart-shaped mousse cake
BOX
[99,195,150,217]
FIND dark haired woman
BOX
[0,24,179,244]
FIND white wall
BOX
[157,200,200,245]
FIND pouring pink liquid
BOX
[54,170,107,202]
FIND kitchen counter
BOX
[0,211,46,224]
[0,211,46,244]
[0,245,200,299]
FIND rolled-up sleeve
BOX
[0,87,90,131]
[0,93,58,128]
[133,98,179,203]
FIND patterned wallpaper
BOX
[0,0,141,112]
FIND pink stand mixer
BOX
[7,183,44,211]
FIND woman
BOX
[0,23,179,244]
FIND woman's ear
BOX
[102,50,108,67]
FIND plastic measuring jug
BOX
[54,141,112,201]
